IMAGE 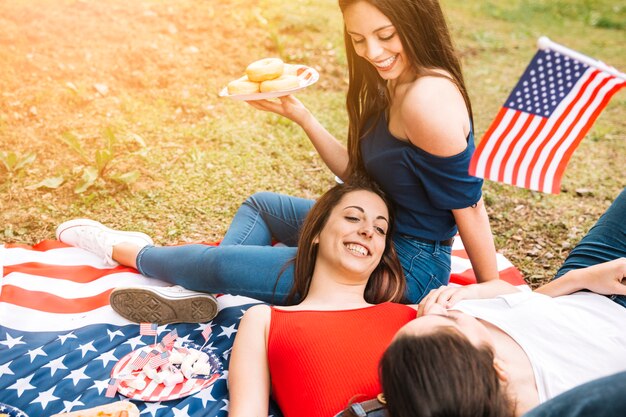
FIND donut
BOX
[260,74,300,93]
[282,63,301,76]
[227,76,260,95]
[245,57,284,82]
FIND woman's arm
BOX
[400,76,499,283]
[453,198,500,283]
[535,258,626,297]
[228,304,272,417]
[417,279,520,315]
[247,96,350,178]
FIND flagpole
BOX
[538,36,626,81]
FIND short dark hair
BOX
[380,328,515,417]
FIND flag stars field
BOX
[26,346,48,362]
[58,397,85,414]
[43,355,68,376]
[32,386,60,409]
[94,349,119,367]
[107,329,124,341]
[78,341,98,357]
[1,333,26,348]
[57,332,78,345]
[65,365,90,385]
[0,361,15,377]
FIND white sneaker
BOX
[56,219,154,266]
[110,285,219,324]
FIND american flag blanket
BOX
[0,239,525,416]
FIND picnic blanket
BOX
[0,238,525,417]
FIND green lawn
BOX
[1,0,624,286]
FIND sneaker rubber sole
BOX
[110,288,218,325]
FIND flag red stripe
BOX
[523,69,601,189]
[537,73,614,191]
[550,81,626,193]
[451,266,524,286]
[5,240,70,250]
[3,262,138,282]
[497,114,534,182]
[1,285,112,313]
[470,107,509,176]
[511,116,547,186]
[483,111,522,179]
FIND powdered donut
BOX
[260,74,300,93]
[246,58,284,82]
[227,76,260,95]
[282,63,301,76]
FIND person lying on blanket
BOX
[378,187,626,417]
[55,0,504,326]
[58,178,417,416]
[227,177,421,417]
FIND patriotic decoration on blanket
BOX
[140,323,158,337]
[0,239,524,417]
[105,378,120,398]
[470,37,626,194]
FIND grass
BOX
[1,0,624,287]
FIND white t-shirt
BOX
[452,290,626,403]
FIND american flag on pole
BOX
[161,328,178,349]
[139,322,158,336]
[147,351,170,369]
[130,349,152,370]
[470,37,626,194]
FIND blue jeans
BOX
[523,370,626,417]
[553,187,626,308]
[136,192,451,304]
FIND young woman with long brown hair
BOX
[56,0,498,325]
[227,179,416,417]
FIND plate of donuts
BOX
[219,57,319,101]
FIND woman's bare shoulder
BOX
[242,303,272,322]
[400,74,469,156]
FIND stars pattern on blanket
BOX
[0,305,265,417]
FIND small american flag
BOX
[201,325,212,341]
[147,350,170,369]
[131,350,153,370]
[139,322,158,336]
[105,377,119,398]
[161,328,178,348]
[470,37,626,194]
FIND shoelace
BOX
[77,228,115,264]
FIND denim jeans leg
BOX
[393,235,452,303]
[553,187,626,307]
[136,243,297,305]
[522,370,626,417]
[221,192,314,247]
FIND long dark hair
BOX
[380,329,515,417]
[338,0,473,176]
[285,176,405,304]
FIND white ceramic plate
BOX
[219,65,319,101]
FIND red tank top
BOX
[267,302,416,417]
